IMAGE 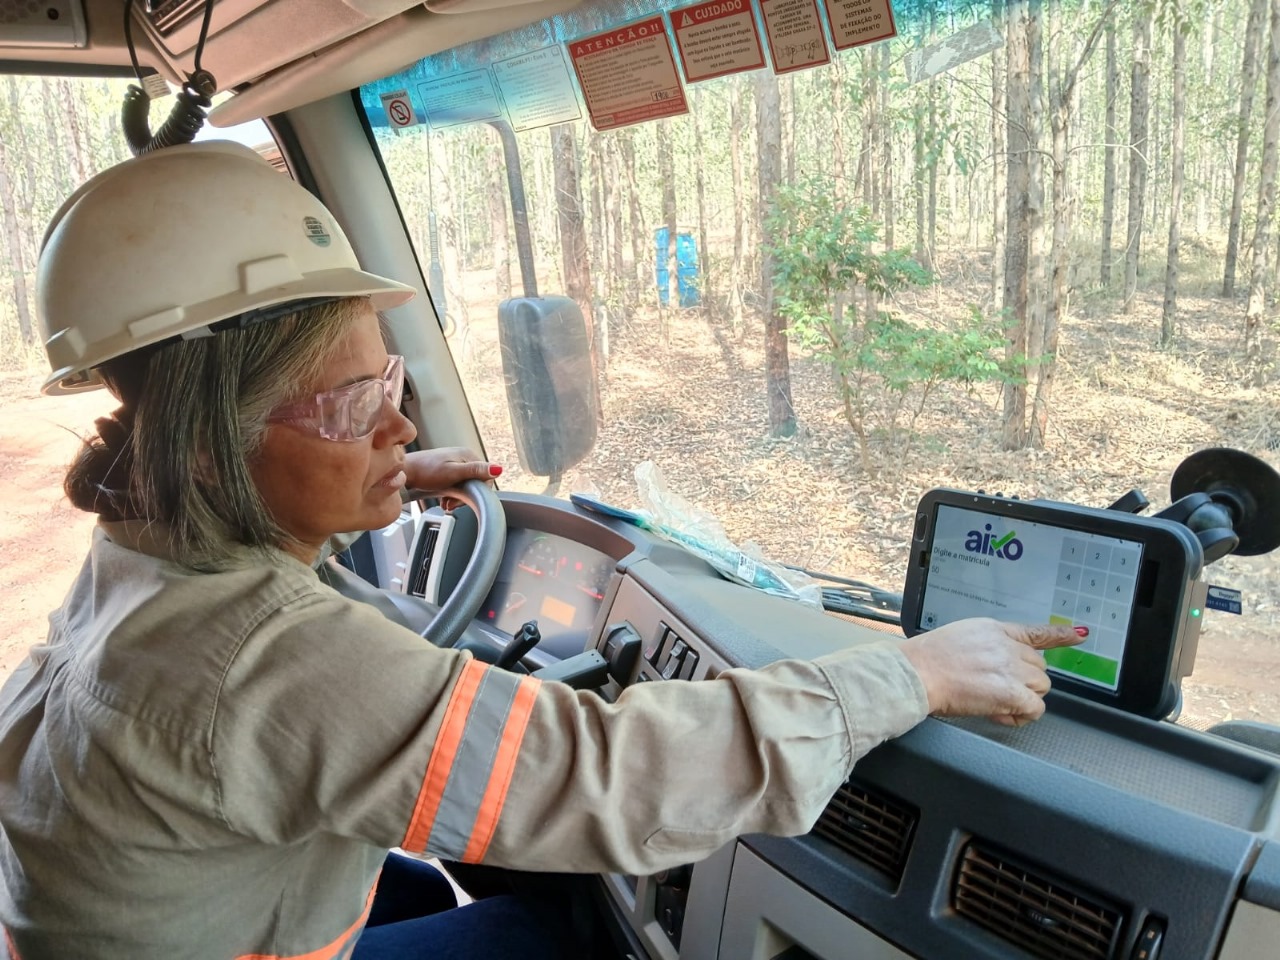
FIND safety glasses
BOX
[267,354,405,442]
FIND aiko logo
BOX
[964,523,1024,560]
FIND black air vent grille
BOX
[954,843,1124,960]
[810,780,917,885]
[408,526,439,598]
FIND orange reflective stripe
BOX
[234,875,377,960]
[461,675,541,863]
[4,926,22,960]
[401,658,486,852]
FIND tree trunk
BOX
[863,58,882,320]
[619,131,648,297]
[1225,0,1268,298]
[0,134,34,343]
[692,88,711,308]
[781,74,796,186]
[1100,19,1117,287]
[914,89,926,264]
[1146,42,1162,241]
[1245,0,1280,385]
[606,140,626,302]
[588,132,610,368]
[550,123,596,350]
[1161,21,1186,346]
[6,78,39,260]
[1026,2,1046,366]
[1032,0,1115,448]
[729,82,747,336]
[1195,9,1219,236]
[881,43,895,250]
[427,143,470,357]
[657,119,677,331]
[865,63,880,213]
[488,145,511,303]
[992,1,1006,306]
[58,79,90,185]
[755,69,797,438]
[928,81,939,265]
[1035,3,1069,450]
[1122,10,1152,313]
[39,78,69,195]
[929,6,940,261]
[1003,0,1032,450]
[833,60,847,198]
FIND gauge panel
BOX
[479,528,615,659]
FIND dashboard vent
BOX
[407,525,439,598]
[954,842,1124,960]
[810,780,917,885]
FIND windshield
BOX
[360,0,1279,728]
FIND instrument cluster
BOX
[478,528,615,660]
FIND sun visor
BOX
[208,0,582,128]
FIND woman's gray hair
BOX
[64,297,366,569]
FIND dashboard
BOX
[431,493,1280,960]
[478,528,615,660]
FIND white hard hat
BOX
[37,140,415,395]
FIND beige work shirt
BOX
[0,520,928,959]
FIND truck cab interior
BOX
[2,1,1279,959]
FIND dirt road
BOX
[0,373,110,675]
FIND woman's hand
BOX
[403,447,502,497]
[898,619,1085,727]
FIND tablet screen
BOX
[919,505,1144,691]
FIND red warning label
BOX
[759,0,831,75]
[567,17,689,131]
[670,0,766,84]
[821,0,898,51]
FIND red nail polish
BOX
[488,464,503,477]
[1074,626,1089,638]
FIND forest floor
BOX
[2,254,1277,728]
[460,253,1280,727]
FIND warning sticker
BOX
[821,0,897,51]
[492,45,582,132]
[415,70,503,129]
[567,17,689,131]
[669,0,766,84]
[758,0,831,74]
[380,90,418,129]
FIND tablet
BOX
[902,490,1208,718]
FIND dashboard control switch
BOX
[660,639,687,680]
[1129,917,1165,960]
[644,626,670,667]
[603,622,643,685]
[677,648,699,680]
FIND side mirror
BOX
[497,295,599,480]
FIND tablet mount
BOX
[1109,448,1280,565]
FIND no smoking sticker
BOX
[670,0,766,84]
[567,17,689,131]
[379,90,418,128]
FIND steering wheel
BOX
[420,478,506,648]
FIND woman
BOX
[0,142,1078,959]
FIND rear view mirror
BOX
[497,294,599,480]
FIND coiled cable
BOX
[120,0,217,157]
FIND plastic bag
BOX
[634,461,823,609]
